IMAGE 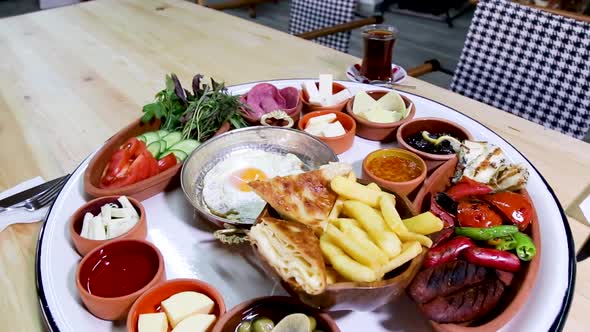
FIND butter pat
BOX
[171,314,216,332]
[322,121,346,137]
[138,312,168,332]
[161,291,214,327]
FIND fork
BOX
[0,174,70,213]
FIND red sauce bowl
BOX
[69,196,147,256]
[75,239,165,320]
[126,278,227,332]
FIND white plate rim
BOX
[34,79,576,332]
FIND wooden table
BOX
[0,0,589,330]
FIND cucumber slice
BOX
[162,132,182,150]
[169,139,200,155]
[146,141,161,158]
[156,129,169,138]
[168,150,188,162]
[136,134,147,143]
[158,139,167,156]
[142,131,160,146]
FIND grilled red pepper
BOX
[430,197,456,228]
[424,236,475,268]
[457,198,503,228]
[483,192,533,231]
[463,247,521,272]
[447,178,493,200]
[429,228,455,248]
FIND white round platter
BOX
[36,79,575,332]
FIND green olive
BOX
[252,317,275,332]
[237,320,252,332]
[307,316,317,331]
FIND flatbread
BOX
[248,162,352,233]
[249,217,326,295]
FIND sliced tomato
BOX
[157,153,178,173]
[457,198,503,228]
[99,137,158,188]
[483,192,533,231]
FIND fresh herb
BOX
[141,73,247,142]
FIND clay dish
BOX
[84,118,230,201]
[69,195,147,256]
[397,117,473,171]
[253,181,425,312]
[362,148,427,196]
[301,81,350,113]
[75,239,165,321]
[126,278,226,332]
[345,90,416,142]
[298,110,356,155]
[212,296,340,332]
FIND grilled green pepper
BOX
[455,225,519,241]
[513,232,536,261]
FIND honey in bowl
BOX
[366,154,423,183]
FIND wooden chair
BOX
[409,0,590,139]
[289,0,383,53]
[197,0,277,18]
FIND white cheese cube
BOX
[376,91,405,112]
[360,109,402,123]
[307,113,336,127]
[106,217,136,239]
[303,81,321,105]
[304,124,325,136]
[171,314,216,332]
[322,121,346,137]
[118,196,139,218]
[318,74,333,105]
[161,291,214,328]
[331,89,352,105]
[89,216,106,240]
[138,312,168,332]
[352,91,377,114]
[80,212,93,238]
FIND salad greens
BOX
[141,73,247,142]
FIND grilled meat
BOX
[408,261,492,304]
[420,278,505,323]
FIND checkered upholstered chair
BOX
[450,0,590,139]
[289,0,382,53]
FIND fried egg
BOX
[202,150,304,221]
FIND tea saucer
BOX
[346,63,407,86]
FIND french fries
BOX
[330,176,382,207]
[320,238,377,282]
[403,212,444,235]
[319,177,425,283]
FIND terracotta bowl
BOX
[212,296,340,332]
[75,239,165,321]
[397,117,473,171]
[426,190,541,332]
[84,118,230,201]
[240,89,303,125]
[298,110,356,155]
[301,81,351,113]
[254,182,426,312]
[345,90,416,142]
[411,157,458,212]
[69,196,147,256]
[126,278,226,332]
[362,148,427,196]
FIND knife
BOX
[0,176,67,208]
[576,235,590,262]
